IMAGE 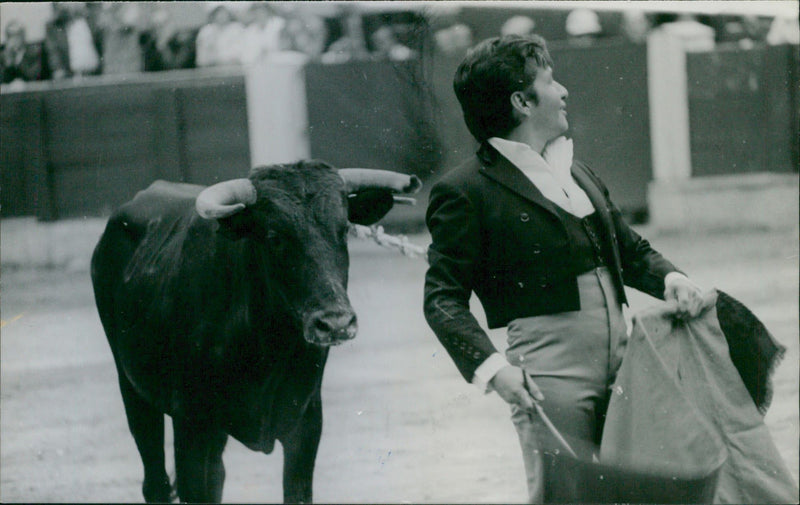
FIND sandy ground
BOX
[1,222,798,503]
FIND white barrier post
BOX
[647,29,692,183]
[245,53,311,167]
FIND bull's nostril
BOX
[312,311,357,335]
[305,310,358,345]
[314,318,332,333]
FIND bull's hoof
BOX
[142,475,173,503]
[284,485,312,504]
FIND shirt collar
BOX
[487,136,574,176]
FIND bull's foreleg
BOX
[117,373,172,503]
[172,416,229,503]
[281,390,323,503]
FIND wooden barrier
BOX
[687,44,799,176]
[1,68,250,220]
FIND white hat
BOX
[501,16,536,37]
[566,9,601,37]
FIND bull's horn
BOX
[196,179,257,219]
[339,169,422,194]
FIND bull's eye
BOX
[265,228,288,254]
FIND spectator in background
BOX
[434,23,474,56]
[719,15,767,49]
[285,12,329,61]
[767,13,800,45]
[370,25,415,61]
[620,10,651,45]
[97,2,147,75]
[565,8,602,46]
[44,2,101,79]
[240,2,288,65]
[195,3,245,67]
[321,5,369,64]
[1,20,46,86]
[500,15,537,38]
[142,7,197,71]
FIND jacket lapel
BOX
[571,162,614,231]
[477,144,616,233]
[478,148,561,219]
[572,163,625,278]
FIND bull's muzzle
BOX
[304,310,358,346]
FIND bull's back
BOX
[91,180,204,320]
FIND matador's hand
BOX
[664,273,704,319]
[489,366,544,412]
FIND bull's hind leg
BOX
[281,389,323,503]
[172,416,228,503]
[118,373,172,502]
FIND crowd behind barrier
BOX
[1,1,431,88]
[3,2,797,89]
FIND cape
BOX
[599,289,798,504]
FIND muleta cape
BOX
[598,289,798,504]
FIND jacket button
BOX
[520,212,530,222]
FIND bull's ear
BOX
[216,210,254,241]
[347,189,394,225]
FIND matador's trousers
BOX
[505,266,628,503]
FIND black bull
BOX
[91,160,421,503]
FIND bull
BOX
[90,160,421,503]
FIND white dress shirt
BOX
[488,136,595,218]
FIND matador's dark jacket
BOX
[423,143,680,382]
